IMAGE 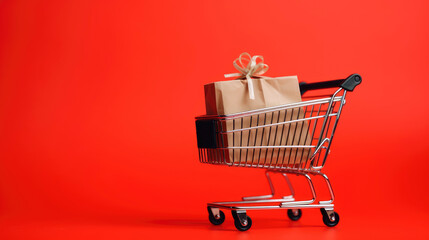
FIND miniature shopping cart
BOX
[195,74,362,231]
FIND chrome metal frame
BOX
[197,87,349,224]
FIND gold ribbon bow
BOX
[224,52,269,99]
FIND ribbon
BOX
[224,52,269,99]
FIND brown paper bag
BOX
[204,76,312,166]
[205,76,301,115]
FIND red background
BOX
[1,0,428,239]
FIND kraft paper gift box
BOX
[204,75,312,166]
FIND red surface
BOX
[1,0,429,239]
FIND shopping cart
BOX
[195,74,362,231]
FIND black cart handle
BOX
[299,73,362,95]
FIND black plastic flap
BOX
[195,119,217,149]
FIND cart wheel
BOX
[207,207,225,225]
[320,208,327,217]
[321,209,340,227]
[287,209,302,221]
[231,210,252,231]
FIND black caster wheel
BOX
[320,208,327,216]
[231,210,252,231]
[287,209,302,221]
[207,207,225,225]
[321,209,340,227]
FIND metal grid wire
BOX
[197,92,345,173]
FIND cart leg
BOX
[317,173,340,227]
[318,173,335,204]
[242,171,275,200]
[282,173,295,200]
[242,171,297,201]
[281,173,316,207]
